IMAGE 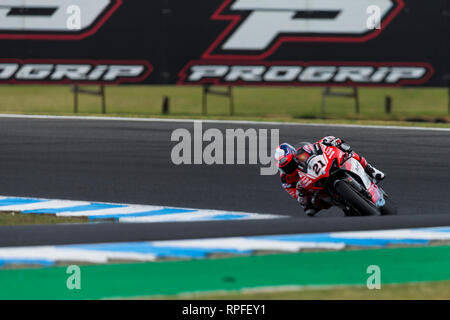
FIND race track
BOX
[0,116,449,246]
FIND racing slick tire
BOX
[335,180,380,216]
[379,196,398,216]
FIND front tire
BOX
[335,180,380,216]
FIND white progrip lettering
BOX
[188,65,229,81]
[50,64,91,80]
[103,65,145,81]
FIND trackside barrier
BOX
[322,87,359,116]
[71,85,106,114]
[202,85,234,116]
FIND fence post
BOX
[202,85,208,115]
[70,85,106,114]
[322,87,359,116]
[229,86,234,116]
[202,85,234,116]
[162,96,170,114]
[73,85,79,114]
[101,85,106,114]
[385,95,392,114]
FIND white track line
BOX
[0,247,157,263]
[152,238,344,251]
[330,229,450,240]
[55,205,164,217]
[119,211,248,223]
[0,196,283,222]
[0,200,89,211]
[120,210,279,223]
[0,113,448,131]
[1,227,449,266]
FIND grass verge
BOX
[0,85,448,128]
[1,245,449,299]
[150,280,450,300]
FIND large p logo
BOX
[203,0,404,59]
[0,0,122,40]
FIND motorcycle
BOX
[299,143,397,216]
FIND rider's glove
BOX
[339,142,352,153]
[323,136,352,153]
[322,136,337,146]
[322,136,343,147]
[332,138,343,146]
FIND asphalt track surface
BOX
[0,116,449,246]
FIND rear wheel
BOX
[379,196,398,215]
[335,180,380,216]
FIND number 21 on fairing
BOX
[308,156,327,177]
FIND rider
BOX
[274,136,385,217]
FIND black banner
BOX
[0,0,448,86]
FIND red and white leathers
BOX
[280,136,378,212]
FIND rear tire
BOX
[335,180,380,216]
[379,196,398,215]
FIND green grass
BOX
[3,245,449,299]
[0,85,448,127]
[154,281,450,300]
[0,211,89,225]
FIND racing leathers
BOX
[279,136,385,216]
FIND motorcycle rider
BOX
[274,136,385,217]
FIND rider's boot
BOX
[365,164,385,181]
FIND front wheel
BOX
[335,180,380,216]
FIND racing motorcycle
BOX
[300,143,397,216]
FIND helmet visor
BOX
[297,149,312,166]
